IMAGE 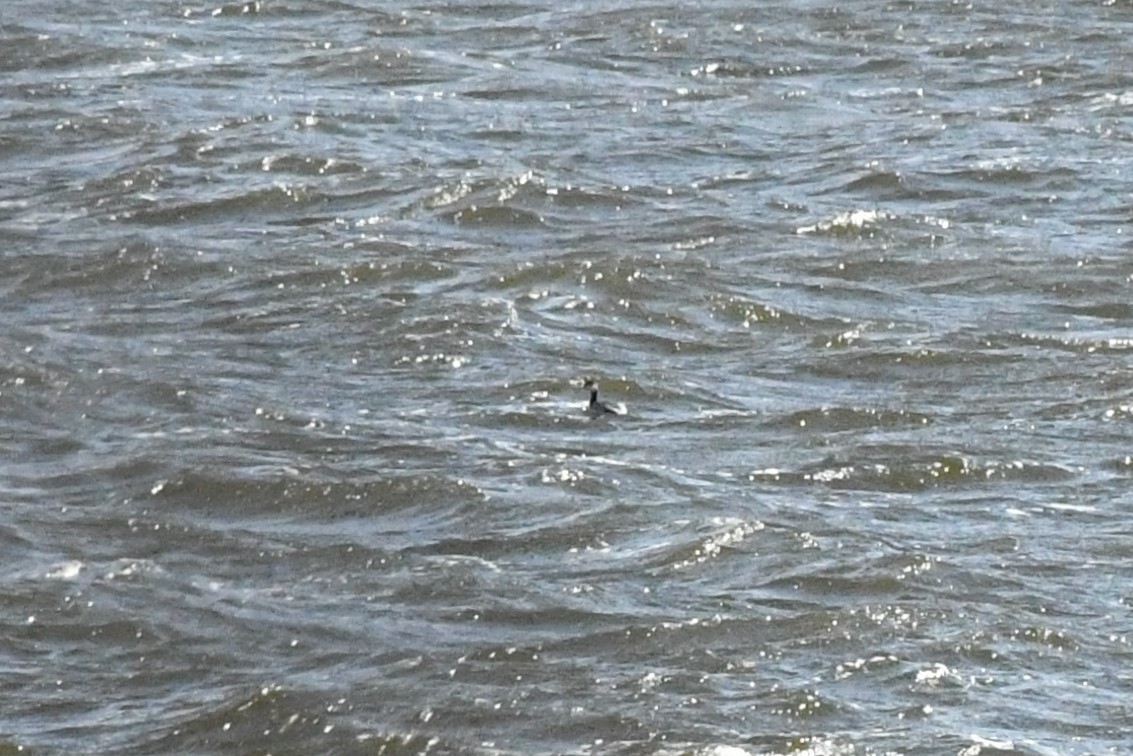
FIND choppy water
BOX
[4,1,1133,754]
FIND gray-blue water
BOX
[4,1,1133,754]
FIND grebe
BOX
[583,379,619,418]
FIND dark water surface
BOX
[4,1,1133,754]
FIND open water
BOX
[3,1,1133,754]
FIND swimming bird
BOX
[583,378,619,418]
